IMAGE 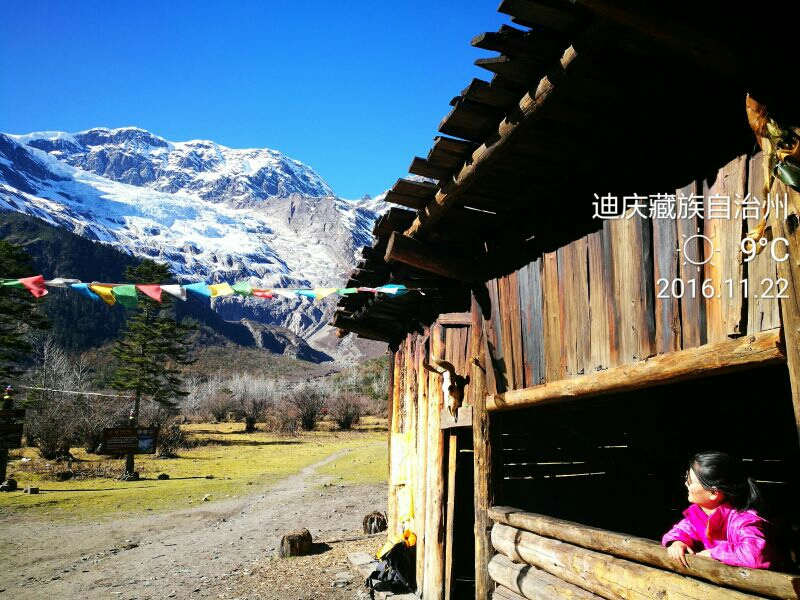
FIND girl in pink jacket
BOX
[662,451,776,569]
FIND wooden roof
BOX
[334,0,799,344]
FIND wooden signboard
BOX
[0,423,24,449]
[101,427,159,454]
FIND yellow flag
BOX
[89,285,116,306]
[314,288,339,299]
[209,283,235,297]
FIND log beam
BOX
[492,523,763,600]
[490,507,800,599]
[488,329,784,412]
[489,554,602,600]
[385,231,482,282]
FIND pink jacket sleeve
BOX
[662,517,700,548]
[708,513,772,569]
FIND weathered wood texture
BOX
[767,178,800,444]
[480,153,783,401]
[490,506,800,599]
[489,554,602,600]
[471,295,496,600]
[488,329,784,411]
[492,523,763,600]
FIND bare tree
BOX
[228,373,276,432]
[327,392,366,430]
[286,382,326,431]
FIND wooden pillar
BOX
[423,323,446,600]
[387,348,401,536]
[415,329,430,595]
[471,294,496,600]
[767,178,800,444]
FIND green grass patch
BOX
[0,421,387,522]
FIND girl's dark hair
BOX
[690,451,764,512]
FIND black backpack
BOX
[365,541,416,598]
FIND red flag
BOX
[19,275,48,298]
[136,284,163,303]
[252,288,273,299]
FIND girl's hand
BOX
[667,541,695,568]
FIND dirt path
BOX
[0,446,387,599]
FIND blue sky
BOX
[0,1,509,198]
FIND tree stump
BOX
[279,528,313,557]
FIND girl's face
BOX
[685,466,724,509]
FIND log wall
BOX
[387,316,474,599]
[484,152,781,394]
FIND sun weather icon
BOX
[677,227,718,272]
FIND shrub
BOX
[327,393,365,430]
[286,383,325,431]
[263,402,300,436]
[157,422,188,458]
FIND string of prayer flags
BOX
[1,274,426,307]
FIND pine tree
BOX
[0,240,49,481]
[111,260,194,479]
[0,240,49,380]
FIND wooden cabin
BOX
[335,2,800,599]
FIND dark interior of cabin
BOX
[497,364,800,571]
[448,427,475,598]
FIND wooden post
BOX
[415,330,430,595]
[423,323,446,600]
[767,179,800,444]
[444,432,458,600]
[471,294,496,600]
[387,349,398,536]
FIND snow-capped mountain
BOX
[0,127,387,344]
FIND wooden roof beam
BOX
[404,20,615,240]
[385,231,483,283]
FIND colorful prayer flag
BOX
[89,285,116,306]
[161,284,187,301]
[232,282,253,296]
[71,283,100,301]
[209,283,235,297]
[112,285,139,308]
[184,282,211,297]
[137,284,163,303]
[20,275,48,298]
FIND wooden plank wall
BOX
[484,152,779,394]
[386,319,473,600]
